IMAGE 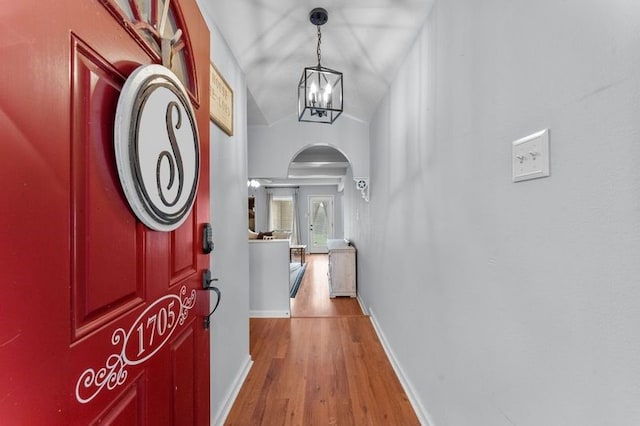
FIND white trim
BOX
[212,355,253,426]
[356,293,368,315]
[249,310,290,318]
[368,308,436,426]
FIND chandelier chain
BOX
[316,25,322,66]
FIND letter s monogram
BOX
[156,101,185,207]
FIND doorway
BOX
[307,195,334,253]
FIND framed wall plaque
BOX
[209,62,233,136]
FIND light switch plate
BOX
[512,129,550,182]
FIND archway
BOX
[287,144,351,186]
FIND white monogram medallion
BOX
[114,64,200,231]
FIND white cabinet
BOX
[327,239,356,298]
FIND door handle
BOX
[202,269,221,329]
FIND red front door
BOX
[0,0,211,424]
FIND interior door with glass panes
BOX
[0,0,211,424]
[307,195,334,253]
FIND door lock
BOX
[202,223,214,254]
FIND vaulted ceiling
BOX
[205,0,434,125]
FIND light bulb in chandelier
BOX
[309,81,318,105]
[323,82,332,107]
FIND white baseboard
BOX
[356,293,368,315]
[368,308,435,426]
[212,354,253,426]
[249,310,290,318]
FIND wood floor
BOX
[224,255,420,425]
[290,254,363,318]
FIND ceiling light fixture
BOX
[298,8,343,124]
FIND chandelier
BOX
[298,8,343,124]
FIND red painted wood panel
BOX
[172,327,196,425]
[171,211,197,286]
[71,36,145,339]
[0,0,211,424]
[90,376,145,425]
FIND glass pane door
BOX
[308,195,333,253]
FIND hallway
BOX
[224,255,419,425]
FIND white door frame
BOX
[307,195,334,253]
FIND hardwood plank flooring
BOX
[291,255,363,317]
[225,255,419,425]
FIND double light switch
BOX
[512,129,550,182]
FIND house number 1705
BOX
[136,301,176,357]
[75,286,196,404]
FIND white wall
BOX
[196,4,251,425]
[249,240,290,317]
[353,1,640,425]
[248,115,370,179]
